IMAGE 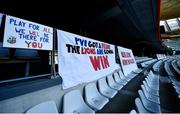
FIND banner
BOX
[3,15,53,50]
[118,46,138,76]
[57,30,120,89]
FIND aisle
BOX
[159,63,180,112]
[97,73,146,113]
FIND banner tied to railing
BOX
[118,46,138,76]
[3,15,53,50]
[57,30,120,89]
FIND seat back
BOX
[133,68,142,74]
[118,70,125,79]
[148,70,154,76]
[144,80,157,91]
[0,42,10,59]
[138,90,161,113]
[135,98,149,113]
[164,62,174,76]
[153,60,163,72]
[107,75,116,87]
[98,77,117,98]
[85,82,109,111]
[85,82,102,99]
[98,77,109,92]
[130,109,137,114]
[171,60,180,75]
[114,72,121,83]
[14,49,39,59]
[141,85,160,104]
[63,90,87,113]
[177,61,180,67]
[25,101,58,113]
[143,81,150,90]
[141,85,148,97]
[143,81,159,96]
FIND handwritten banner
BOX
[57,30,120,89]
[118,46,138,76]
[3,15,53,50]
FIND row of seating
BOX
[135,56,153,64]
[0,42,51,80]
[63,70,141,113]
[25,56,178,113]
[177,61,180,68]
[169,76,180,98]
[0,42,40,59]
[164,57,180,98]
[171,60,180,75]
[25,69,142,113]
[153,60,163,73]
[164,60,174,76]
[132,71,161,113]
[140,59,157,68]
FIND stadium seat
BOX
[141,62,147,68]
[135,57,152,64]
[0,42,10,59]
[138,90,161,113]
[147,74,159,83]
[98,77,117,98]
[118,71,129,85]
[133,68,143,74]
[62,90,95,113]
[145,78,159,91]
[143,81,159,96]
[14,49,39,59]
[172,81,180,88]
[164,61,174,76]
[153,60,163,73]
[118,71,130,82]
[177,61,180,67]
[175,88,180,98]
[146,77,159,85]
[168,75,179,85]
[113,72,126,86]
[171,60,180,75]
[85,82,109,111]
[141,85,160,104]
[107,75,123,91]
[127,72,138,79]
[130,109,138,114]
[168,76,180,98]
[25,101,58,113]
[135,98,149,113]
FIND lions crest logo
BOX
[7,36,16,44]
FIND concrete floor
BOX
[98,73,146,113]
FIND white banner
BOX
[57,30,120,89]
[118,46,138,76]
[3,15,53,50]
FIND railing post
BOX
[50,28,57,78]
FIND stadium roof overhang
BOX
[161,0,180,20]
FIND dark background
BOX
[0,0,164,56]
